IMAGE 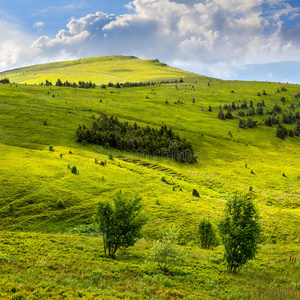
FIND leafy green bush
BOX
[71,166,78,174]
[149,228,185,273]
[95,190,146,257]
[197,219,218,249]
[219,195,261,273]
[193,189,200,197]
[57,199,64,208]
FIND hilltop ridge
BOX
[0,55,207,85]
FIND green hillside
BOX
[0,56,300,299]
[0,55,204,85]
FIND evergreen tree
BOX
[239,118,246,128]
[257,106,264,115]
[218,109,225,120]
[276,122,288,139]
[294,120,300,135]
[55,79,63,86]
[225,110,233,119]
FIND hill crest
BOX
[0,55,206,85]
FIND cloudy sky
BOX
[1,0,300,82]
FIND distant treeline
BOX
[102,78,184,89]
[41,79,96,89]
[41,78,184,89]
[0,78,9,84]
[76,114,196,163]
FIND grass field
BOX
[0,56,299,298]
[0,55,204,85]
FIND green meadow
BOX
[0,56,299,299]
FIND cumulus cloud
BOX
[2,0,300,79]
[33,22,45,28]
[0,21,39,70]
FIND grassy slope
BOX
[0,55,203,85]
[1,231,299,299]
[0,56,300,298]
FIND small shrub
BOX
[43,120,48,126]
[193,189,200,197]
[57,199,64,208]
[108,154,114,160]
[9,203,14,213]
[149,228,185,273]
[198,219,218,249]
[49,145,54,152]
[71,166,78,174]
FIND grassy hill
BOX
[0,56,300,299]
[0,55,204,85]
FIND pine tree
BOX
[225,110,233,119]
[218,109,225,120]
[276,123,288,139]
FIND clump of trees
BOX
[264,115,279,126]
[276,122,289,139]
[239,117,257,129]
[41,79,96,88]
[0,78,9,84]
[55,79,96,88]
[76,114,196,163]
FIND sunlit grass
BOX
[0,56,299,298]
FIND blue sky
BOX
[1,0,300,83]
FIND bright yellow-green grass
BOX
[0,231,299,299]
[0,55,205,85]
[0,56,300,299]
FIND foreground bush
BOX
[219,195,261,273]
[198,219,218,249]
[95,190,146,258]
[149,228,185,273]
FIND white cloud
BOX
[0,21,39,71]
[33,22,45,28]
[1,0,300,81]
